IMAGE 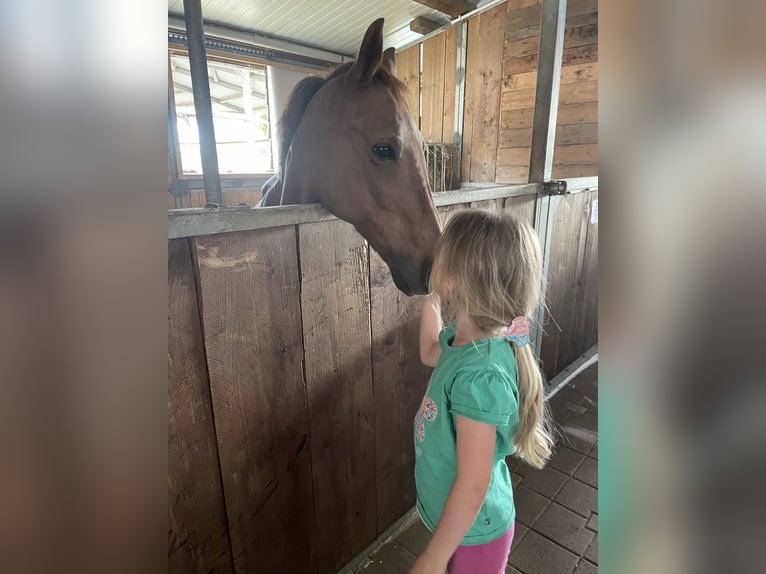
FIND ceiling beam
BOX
[411,0,477,18]
[410,16,443,35]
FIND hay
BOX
[424,143,454,192]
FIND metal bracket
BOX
[543,180,568,195]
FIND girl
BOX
[411,210,553,574]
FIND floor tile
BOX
[514,486,551,527]
[548,446,587,475]
[509,531,578,574]
[356,542,415,573]
[573,457,598,488]
[395,519,431,558]
[555,479,598,518]
[533,503,595,555]
[522,465,569,498]
[585,533,598,564]
[586,513,598,532]
[574,558,598,574]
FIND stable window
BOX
[170,54,272,175]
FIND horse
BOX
[258,18,441,296]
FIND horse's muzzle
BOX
[390,254,432,296]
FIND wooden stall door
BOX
[194,228,315,574]
[370,249,429,533]
[168,239,233,574]
[540,191,598,379]
[299,220,377,573]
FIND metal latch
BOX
[543,181,568,195]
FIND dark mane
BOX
[275,61,406,173]
[276,75,326,172]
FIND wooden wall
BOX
[540,190,598,379]
[496,0,599,183]
[168,196,535,574]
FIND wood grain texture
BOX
[168,238,233,574]
[194,228,314,574]
[370,249,427,533]
[412,0,476,18]
[461,3,507,183]
[299,220,376,573]
[421,33,447,142]
[539,192,598,379]
[503,194,537,227]
[397,45,422,127]
[442,26,458,143]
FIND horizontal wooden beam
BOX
[410,16,442,35]
[412,0,476,19]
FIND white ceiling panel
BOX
[168,0,452,56]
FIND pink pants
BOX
[447,523,515,574]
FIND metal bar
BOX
[562,176,598,193]
[398,0,508,53]
[545,345,598,400]
[168,184,541,239]
[451,22,468,188]
[531,194,561,355]
[183,0,223,206]
[528,0,567,183]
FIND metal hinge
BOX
[543,180,568,195]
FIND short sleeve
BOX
[449,370,518,426]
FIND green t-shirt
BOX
[414,324,520,545]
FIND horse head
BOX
[263,19,441,296]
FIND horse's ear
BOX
[351,18,385,86]
[380,47,397,77]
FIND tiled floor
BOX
[353,363,598,574]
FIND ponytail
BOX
[511,342,553,469]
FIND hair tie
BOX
[506,316,530,346]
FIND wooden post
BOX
[183,0,223,206]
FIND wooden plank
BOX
[562,43,598,67]
[412,0,476,18]
[503,62,596,92]
[555,123,597,146]
[551,163,597,178]
[563,23,598,50]
[370,249,427,533]
[500,107,535,130]
[497,146,532,166]
[470,198,502,211]
[556,101,598,125]
[194,228,314,574]
[443,26,458,143]
[501,87,536,111]
[299,220,376,573]
[566,0,598,18]
[505,4,541,31]
[410,16,442,35]
[168,239,233,574]
[496,164,530,184]
[421,33,447,142]
[502,24,597,63]
[553,143,598,165]
[503,194,536,227]
[397,45,421,127]
[503,53,538,76]
[559,80,598,104]
[461,3,506,183]
[498,127,533,148]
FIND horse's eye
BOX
[371,143,396,162]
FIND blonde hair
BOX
[430,209,553,469]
